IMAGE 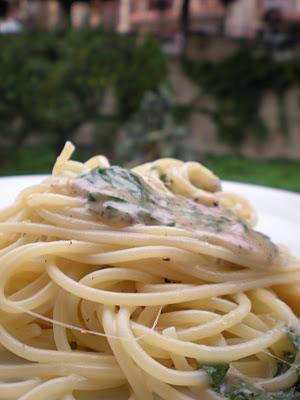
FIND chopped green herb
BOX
[88,192,127,203]
[105,204,120,217]
[159,173,167,182]
[276,361,291,377]
[222,365,300,400]
[203,331,300,400]
[275,352,295,377]
[224,382,300,400]
[288,332,300,351]
[229,391,249,400]
[296,365,300,380]
[85,166,151,203]
[201,363,229,392]
[265,386,300,400]
[240,220,249,231]
[167,220,176,227]
[97,167,107,175]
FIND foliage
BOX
[200,363,229,392]
[115,35,168,121]
[182,44,300,146]
[115,86,193,166]
[0,28,167,153]
[0,145,89,176]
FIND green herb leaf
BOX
[240,220,249,231]
[275,362,290,377]
[159,173,167,182]
[167,220,176,227]
[105,204,120,217]
[229,391,249,400]
[88,192,98,202]
[296,365,300,380]
[225,380,300,400]
[97,168,107,175]
[84,166,151,203]
[288,332,300,351]
[88,192,126,203]
[201,363,229,391]
[275,352,295,377]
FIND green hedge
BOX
[0,29,167,154]
[182,44,300,145]
[1,31,300,175]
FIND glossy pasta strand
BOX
[0,143,299,399]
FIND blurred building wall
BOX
[72,1,90,27]
[20,0,60,28]
[225,0,260,38]
[14,0,300,35]
[259,0,296,12]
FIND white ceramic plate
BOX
[0,175,299,257]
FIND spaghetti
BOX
[0,142,299,400]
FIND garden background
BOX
[1,0,300,192]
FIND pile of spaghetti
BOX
[0,142,300,400]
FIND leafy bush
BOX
[115,86,193,166]
[0,29,167,154]
[115,35,168,121]
[182,44,300,145]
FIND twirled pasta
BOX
[0,142,299,400]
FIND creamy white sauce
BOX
[71,166,279,268]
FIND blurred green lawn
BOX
[204,155,300,193]
[0,146,299,193]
